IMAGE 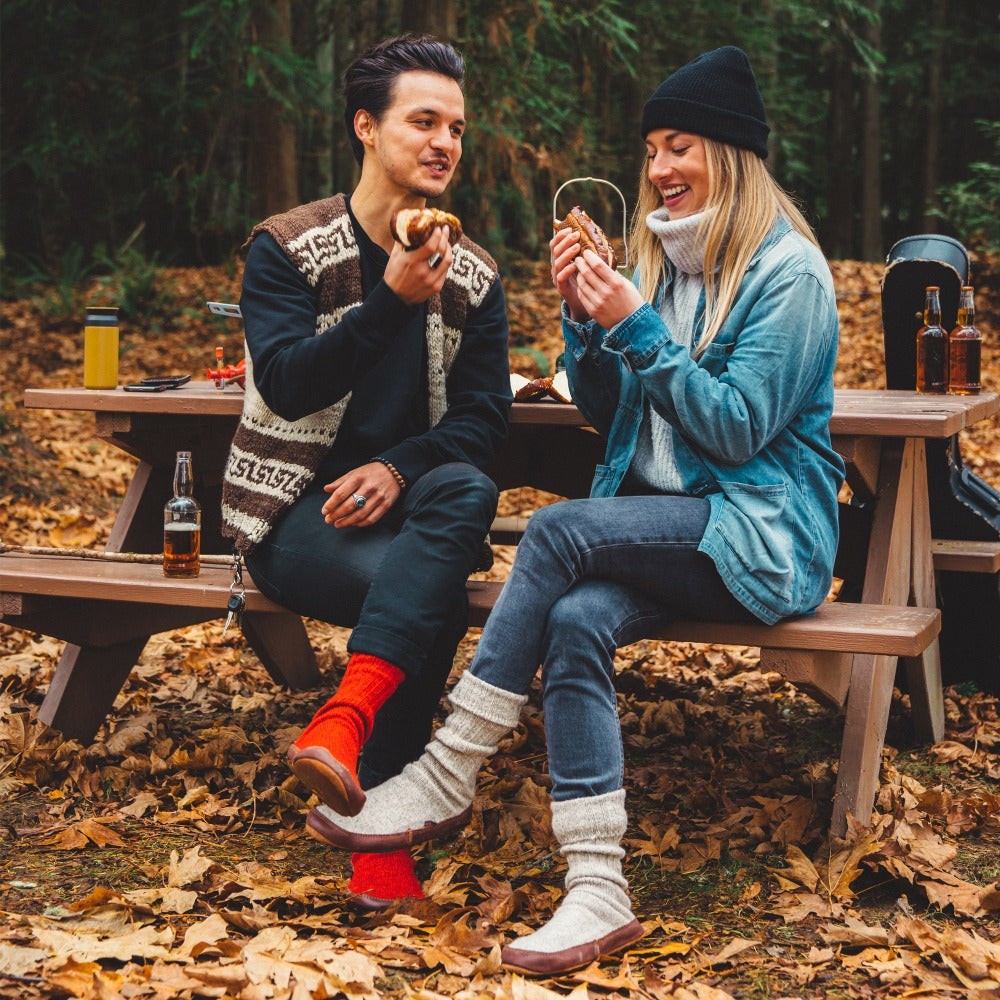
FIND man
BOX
[220,35,512,908]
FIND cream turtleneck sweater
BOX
[629,208,707,493]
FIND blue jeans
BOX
[247,462,498,788]
[470,496,755,800]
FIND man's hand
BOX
[322,462,402,528]
[383,225,454,306]
[572,248,644,330]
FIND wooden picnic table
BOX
[8,382,999,831]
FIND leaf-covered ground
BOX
[1,256,999,999]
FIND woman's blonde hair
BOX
[628,137,819,357]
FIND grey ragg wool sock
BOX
[502,789,641,966]
[311,671,527,844]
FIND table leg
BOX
[903,440,945,743]
[241,612,321,689]
[106,459,171,554]
[38,637,149,743]
[833,438,913,835]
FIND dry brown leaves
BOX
[1,257,999,998]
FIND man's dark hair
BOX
[343,34,465,166]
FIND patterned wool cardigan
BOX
[221,194,499,556]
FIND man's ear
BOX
[354,110,376,151]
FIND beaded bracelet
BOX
[371,456,407,490]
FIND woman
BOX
[306,45,845,975]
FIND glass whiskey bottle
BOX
[163,451,201,577]
[948,286,982,395]
[915,285,947,394]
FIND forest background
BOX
[3,0,1000,283]
[2,3,1000,998]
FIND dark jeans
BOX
[247,462,499,788]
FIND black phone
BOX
[140,375,191,388]
[123,375,192,391]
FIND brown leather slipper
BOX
[500,918,645,976]
[287,745,366,817]
[347,891,395,912]
[305,803,473,852]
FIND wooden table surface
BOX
[24,383,1000,437]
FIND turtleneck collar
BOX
[645,207,709,276]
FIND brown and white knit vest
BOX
[221,194,498,555]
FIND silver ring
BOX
[352,494,367,509]
[427,252,442,269]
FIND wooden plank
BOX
[832,434,881,502]
[833,437,914,836]
[931,539,1000,573]
[0,555,286,613]
[106,461,161,553]
[489,516,532,545]
[241,612,322,690]
[829,389,999,437]
[759,648,853,709]
[26,386,998,437]
[25,383,245,416]
[833,653,898,831]
[4,555,941,656]
[655,603,938,656]
[0,596,223,646]
[904,440,945,743]
[38,637,149,742]
[96,412,132,435]
[508,400,589,426]
[465,579,939,656]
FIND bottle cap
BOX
[85,306,119,325]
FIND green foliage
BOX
[91,248,178,332]
[4,246,100,318]
[2,0,999,265]
[2,242,176,331]
[936,121,1000,254]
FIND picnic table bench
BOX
[3,384,998,835]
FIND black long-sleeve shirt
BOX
[240,197,512,486]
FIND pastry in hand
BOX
[553,206,617,268]
[390,207,463,249]
[509,370,573,403]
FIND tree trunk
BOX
[921,0,947,231]
[314,1,336,196]
[401,0,456,39]
[826,44,856,258]
[860,3,883,261]
[249,0,299,220]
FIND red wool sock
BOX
[293,653,405,777]
[348,850,425,903]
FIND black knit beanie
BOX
[640,46,769,159]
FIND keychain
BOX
[222,553,246,637]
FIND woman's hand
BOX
[550,227,590,323]
[572,249,644,330]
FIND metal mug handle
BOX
[552,176,630,271]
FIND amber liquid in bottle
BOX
[916,285,947,394]
[164,451,201,577]
[948,286,981,395]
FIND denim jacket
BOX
[563,218,845,623]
